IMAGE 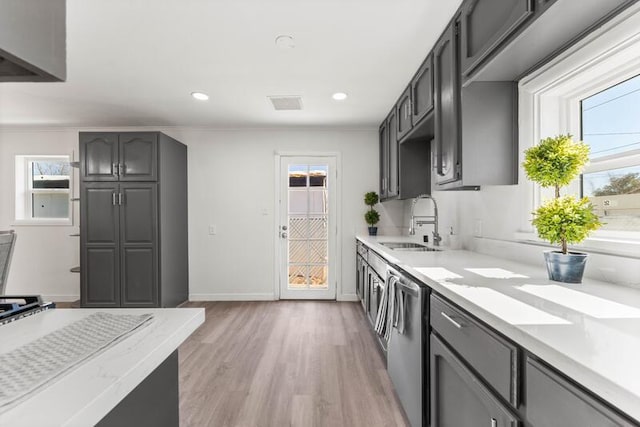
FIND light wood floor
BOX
[178,301,409,427]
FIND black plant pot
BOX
[368,226,378,236]
[543,251,588,283]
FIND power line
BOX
[584,132,640,136]
[591,140,640,155]
[583,86,640,112]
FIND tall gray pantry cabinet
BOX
[79,132,188,308]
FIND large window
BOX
[581,74,640,231]
[15,155,72,224]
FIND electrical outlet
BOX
[473,219,482,238]
[208,225,217,235]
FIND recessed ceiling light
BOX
[332,92,348,101]
[275,35,295,49]
[191,92,209,101]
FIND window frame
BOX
[517,4,640,254]
[14,154,74,226]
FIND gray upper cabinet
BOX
[411,54,434,125]
[433,20,460,186]
[80,132,158,182]
[119,133,158,181]
[525,357,637,427]
[80,133,119,182]
[80,132,188,308]
[460,0,534,77]
[430,334,521,427]
[387,109,399,199]
[379,120,389,200]
[396,86,413,140]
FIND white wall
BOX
[0,127,382,301]
[0,129,80,300]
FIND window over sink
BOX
[519,4,640,252]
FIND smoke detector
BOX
[268,96,303,111]
[275,35,295,49]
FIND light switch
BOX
[208,225,217,235]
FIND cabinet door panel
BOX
[460,0,534,76]
[412,54,434,124]
[396,86,413,140]
[119,133,158,181]
[433,21,460,186]
[122,247,157,307]
[379,120,389,199]
[83,248,119,307]
[83,184,119,244]
[526,358,635,427]
[121,185,157,244]
[387,109,399,198]
[430,334,520,427]
[81,182,120,307]
[120,183,158,307]
[80,133,118,181]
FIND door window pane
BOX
[287,163,329,289]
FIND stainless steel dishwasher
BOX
[387,266,428,427]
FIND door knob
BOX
[281,232,288,239]
[281,225,288,231]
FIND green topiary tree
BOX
[523,135,601,254]
[363,191,380,227]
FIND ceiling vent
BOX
[268,96,303,111]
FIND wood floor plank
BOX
[178,301,409,427]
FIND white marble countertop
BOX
[357,234,640,422]
[0,307,204,427]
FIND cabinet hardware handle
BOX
[441,311,463,329]
[491,418,497,427]
[118,193,123,205]
[119,163,126,176]
[113,163,119,176]
[112,193,117,205]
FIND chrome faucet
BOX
[409,194,442,246]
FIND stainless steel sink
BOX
[380,242,441,252]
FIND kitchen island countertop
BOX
[358,234,640,423]
[0,307,204,427]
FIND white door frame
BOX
[274,152,342,300]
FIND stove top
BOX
[0,296,55,325]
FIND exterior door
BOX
[277,156,337,300]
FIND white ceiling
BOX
[0,0,462,128]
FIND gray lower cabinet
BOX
[81,182,158,307]
[525,357,637,427]
[430,333,521,427]
[80,132,188,308]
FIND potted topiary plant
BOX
[523,134,602,283]
[364,191,380,236]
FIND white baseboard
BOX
[337,293,359,302]
[189,293,275,301]
[44,295,80,302]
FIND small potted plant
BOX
[523,135,602,283]
[364,191,380,236]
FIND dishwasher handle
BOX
[395,279,419,298]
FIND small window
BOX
[581,73,640,232]
[15,155,72,224]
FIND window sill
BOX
[513,231,640,259]
[12,219,73,227]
